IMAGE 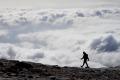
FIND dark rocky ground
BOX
[0,59,120,80]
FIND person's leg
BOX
[85,61,89,68]
[81,62,84,67]
[81,60,85,67]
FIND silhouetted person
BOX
[81,51,89,68]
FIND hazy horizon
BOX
[0,0,120,9]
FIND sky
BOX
[0,8,120,68]
[0,0,120,68]
[0,0,120,8]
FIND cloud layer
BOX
[0,8,120,68]
[90,35,120,52]
[0,0,120,8]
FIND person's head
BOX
[83,51,86,54]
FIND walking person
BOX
[81,51,89,68]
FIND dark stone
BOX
[49,76,56,80]
[5,61,33,73]
[28,75,33,78]
[0,59,120,80]
[14,62,33,70]
[0,62,4,67]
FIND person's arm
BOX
[81,57,83,60]
[87,57,89,61]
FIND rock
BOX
[28,75,33,78]
[0,62,4,67]
[5,61,33,73]
[49,76,56,80]
[14,62,33,70]
[49,76,69,80]
[0,59,120,80]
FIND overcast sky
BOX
[0,0,120,68]
[0,0,120,8]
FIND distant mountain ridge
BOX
[0,59,120,80]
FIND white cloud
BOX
[27,52,45,61]
[0,8,119,68]
[90,35,120,52]
[0,30,8,39]
[0,0,120,8]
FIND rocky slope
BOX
[0,59,120,80]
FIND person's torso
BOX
[83,54,88,59]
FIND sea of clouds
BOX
[0,8,120,68]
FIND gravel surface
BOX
[0,59,120,80]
